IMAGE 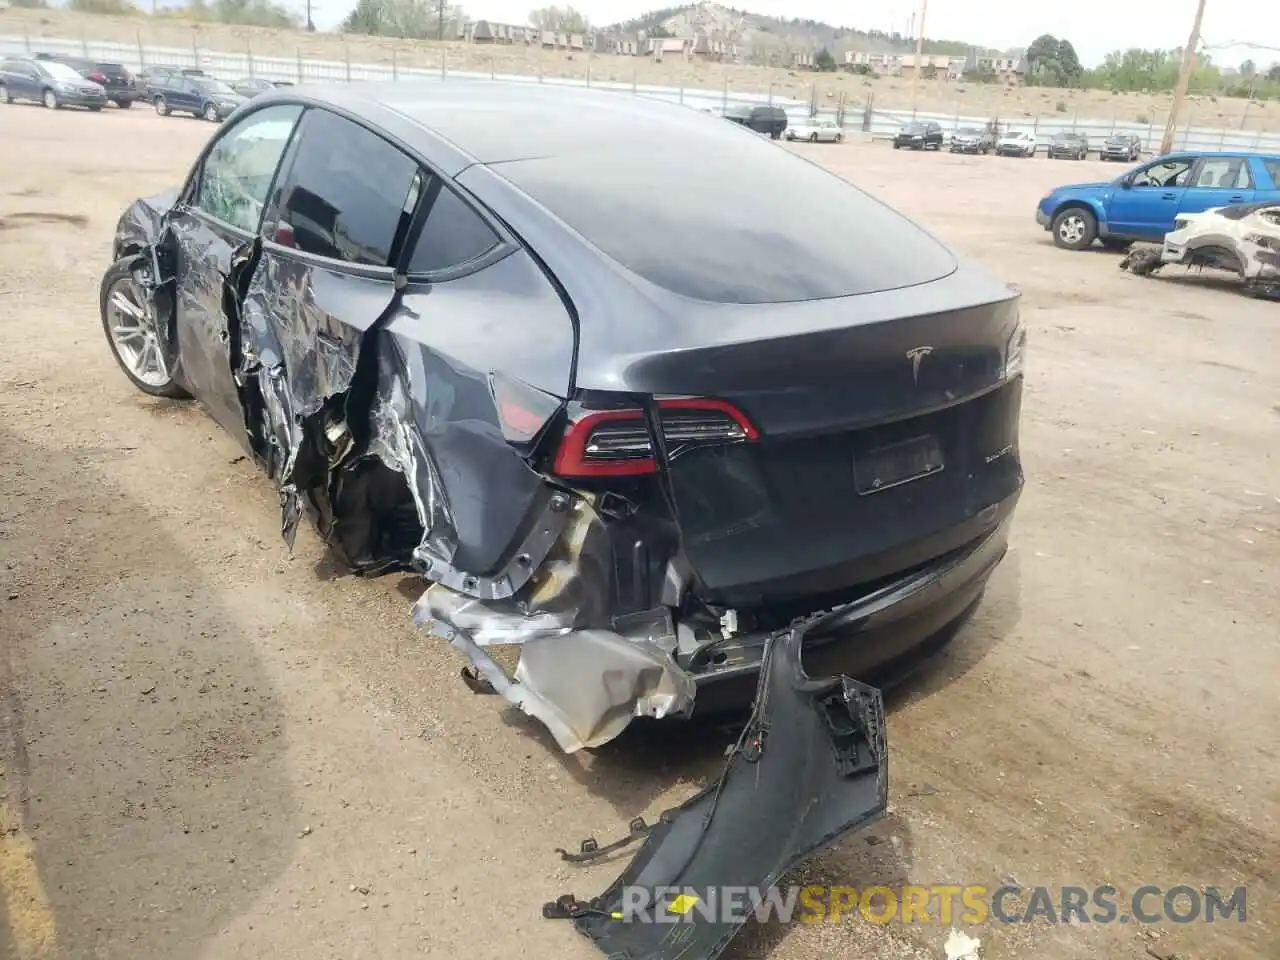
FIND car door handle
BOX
[1228,195,1244,202]
[1161,192,1177,200]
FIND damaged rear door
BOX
[167,103,304,441]
[236,107,422,557]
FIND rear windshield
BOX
[192,78,236,95]
[39,62,85,82]
[497,146,956,304]
[956,128,982,135]
[904,123,927,133]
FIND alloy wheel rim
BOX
[1059,215,1086,245]
[205,104,217,121]
[106,276,170,387]
[44,91,55,108]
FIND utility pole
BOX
[305,0,314,32]
[438,0,445,42]
[1160,0,1207,155]
[910,0,928,119]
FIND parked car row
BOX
[0,53,293,119]
[892,123,1149,163]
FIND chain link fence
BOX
[3,29,1279,154]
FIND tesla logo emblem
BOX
[906,346,934,383]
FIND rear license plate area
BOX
[852,435,944,495]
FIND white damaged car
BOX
[1121,201,1280,297]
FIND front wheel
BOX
[809,133,818,142]
[202,102,219,122]
[1051,207,1098,251]
[835,133,843,142]
[154,95,168,116]
[100,258,190,399]
[43,89,59,110]
[114,98,133,109]
[0,85,10,105]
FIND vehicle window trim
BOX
[182,102,308,236]
[253,102,515,280]
[255,105,423,272]
[397,174,514,283]
[1188,156,1253,190]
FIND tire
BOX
[43,88,59,110]
[893,142,901,149]
[0,84,9,105]
[154,95,168,116]
[1051,206,1098,251]
[114,98,133,109]
[89,105,102,112]
[100,257,190,400]
[202,101,219,122]
[835,133,843,143]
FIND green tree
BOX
[9,0,51,8]
[814,46,836,72]
[1025,33,1060,81]
[1055,38,1082,82]
[529,5,589,33]
[343,0,463,38]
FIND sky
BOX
[311,0,1280,69]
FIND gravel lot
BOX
[1,103,1277,960]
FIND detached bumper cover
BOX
[546,620,888,960]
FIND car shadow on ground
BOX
[0,426,294,960]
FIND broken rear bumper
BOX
[692,505,1014,711]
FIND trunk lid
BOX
[644,269,1023,605]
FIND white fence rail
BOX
[4,32,1280,155]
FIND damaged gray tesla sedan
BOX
[101,82,1025,757]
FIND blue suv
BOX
[1036,152,1280,250]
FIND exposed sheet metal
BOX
[414,498,696,753]
[1125,202,1280,299]
[543,617,888,960]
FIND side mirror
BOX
[1119,177,1133,190]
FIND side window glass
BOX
[1133,160,1193,188]
[269,109,417,266]
[407,181,500,274]
[195,104,303,233]
[1194,158,1249,189]
[1265,159,1280,186]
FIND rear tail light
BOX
[552,398,758,479]
[89,72,107,83]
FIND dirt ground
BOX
[1,100,1278,960]
[4,7,1280,133]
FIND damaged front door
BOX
[168,103,305,443]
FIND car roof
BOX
[263,82,792,170]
